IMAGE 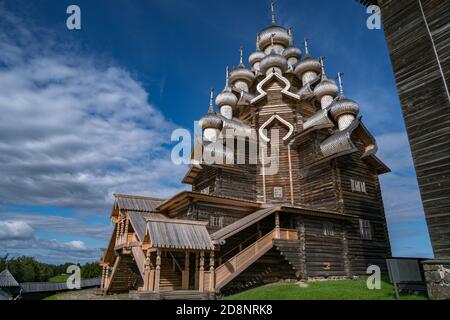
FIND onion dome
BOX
[258,25,292,52]
[329,73,360,120]
[199,89,223,131]
[313,58,339,99]
[329,97,360,119]
[216,67,238,108]
[257,1,292,51]
[283,47,302,60]
[259,50,288,75]
[294,38,322,78]
[249,50,266,66]
[229,46,255,87]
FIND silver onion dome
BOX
[200,89,223,131]
[258,25,292,51]
[199,112,223,131]
[283,47,302,60]
[215,89,238,108]
[313,76,339,99]
[329,97,360,120]
[294,56,322,78]
[229,66,255,85]
[259,50,288,75]
[249,50,266,66]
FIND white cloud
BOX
[0,221,34,240]
[0,11,187,210]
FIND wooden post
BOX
[100,265,106,289]
[275,212,281,239]
[143,251,154,292]
[124,218,129,245]
[194,253,199,290]
[199,251,205,292]
[104,265,110,291]
[288,143,294,205]
[154,250,161,293]
[209,251,215,292]
[182,252,190,290]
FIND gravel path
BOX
[53,288,130,300]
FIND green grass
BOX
[48,274,69,283]
[223,278,428,300]
[43,294,59,300]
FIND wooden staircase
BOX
[107,255,142,293]
[273,239,303,277]
[159,260,182,291]
[215,229,298,290]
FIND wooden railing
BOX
[214,228,298,290]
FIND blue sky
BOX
[0,0,433,264]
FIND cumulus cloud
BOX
[0,10,187,210]
[0,221,34,240]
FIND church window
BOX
[359,219,373,240]
[351,179,367,193]
[210,216,223,228]
[323,223,335,237]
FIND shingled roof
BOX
[128,211,167,241]
[146,218,214,251]
[114,194,165,212]
[0,269,19,288]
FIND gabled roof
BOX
[128,211,167,242]
[145,218,214,251]
[114,194,165,212]
[0,269,19,288]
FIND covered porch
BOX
[140,218,216,294]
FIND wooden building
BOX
[374,0,450,259]
[100,4,392,299]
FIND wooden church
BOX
[99,3,392,300]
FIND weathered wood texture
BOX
[380,0,450,258]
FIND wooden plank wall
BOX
[380,0,450,258]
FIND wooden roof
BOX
[0,269,19,288]
[128,211,167,241]
[157,191,261,213]
[146,218,214,251]
[114,194,165,212]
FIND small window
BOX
[201,187,210,195]
[210,216,223,228]
[359,219,373,240]
[323,223,335,237]
[274,187,283,199]
[351,179,367,193]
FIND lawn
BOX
[222,278,428,300]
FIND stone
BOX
[298,282,309,288]
[425,271,444,283]
[423,265,440,271]
[427,284,450,301]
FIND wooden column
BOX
[143,251,154,292]
[342,226,352,278]
[182,252,190,290]
[100,265,106,289]
[154,250,161,293]
[209,251,215,292]
[288,143,294,205]
[275,212,281,239]
[115,221,121,243]
[124,218,129,245]
[194,253,199,290]
[199,251,205,292]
